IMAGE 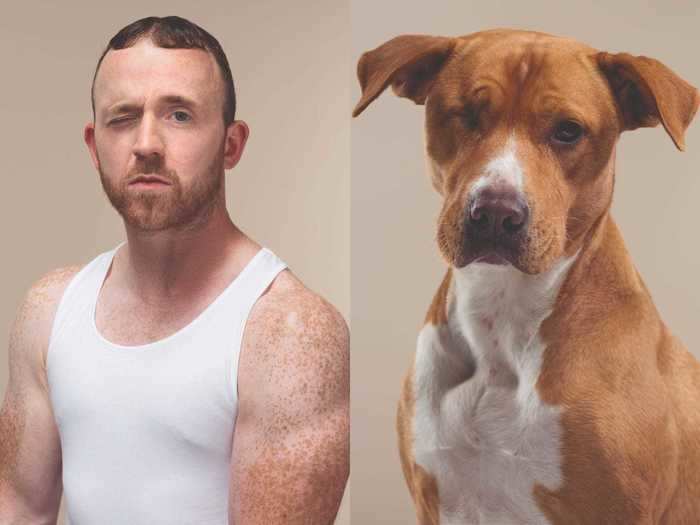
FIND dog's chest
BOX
[411,266,571,524]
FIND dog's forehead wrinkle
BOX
[447,35,596,99]
[518,61,530,83]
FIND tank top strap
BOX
[221,247,288,316]
[218,247,287,405]
[48,242,125,360]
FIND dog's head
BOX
[353,29,699,273]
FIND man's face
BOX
[86,39,232,232]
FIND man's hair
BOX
[91,16,236,126]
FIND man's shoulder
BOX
[239,268,349,397]
[11,266,84,366]
[252,269,348,341]
[22,266,84,320]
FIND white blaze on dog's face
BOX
[354,29,699,274]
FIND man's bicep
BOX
[230,398,347,524]
[229,284,349,524]
[0,268,77,520]
[0,377,63,517]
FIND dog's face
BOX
[354,29,699,274]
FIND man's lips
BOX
[128,175,172,186]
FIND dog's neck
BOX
[449,250,579,364]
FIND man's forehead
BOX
[94,39,221,108]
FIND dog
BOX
[353,29,700,524]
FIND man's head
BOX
[353,29,699,274]
[85,16,248,232]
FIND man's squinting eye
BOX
[109,116,134,125]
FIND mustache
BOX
[127,154,173,176]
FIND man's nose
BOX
[466,186,529,238]
[132,114,165,160]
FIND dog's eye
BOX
[451,102,486,133]
[552,120,584,145]
[460,106,480,131]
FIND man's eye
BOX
[172,111,192,122]
[109,117,133,125]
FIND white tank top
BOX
[46,242,287,525]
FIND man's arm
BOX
[0,267,80,524]
[229,271,349,524]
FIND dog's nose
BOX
[468,187,529,237]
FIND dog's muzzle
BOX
[461,186,530,266]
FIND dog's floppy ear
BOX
[352,35,456,117]
[595,52,700,151]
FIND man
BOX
[0,15,348,525]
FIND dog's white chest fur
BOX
[412,257,576,524]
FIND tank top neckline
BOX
[91,241,272,352]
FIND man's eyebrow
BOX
[159,95,200,108]
[104,95,200,116]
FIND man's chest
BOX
[49,324,238,454]
[94,285,212,346]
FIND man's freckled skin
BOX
[0,266,79,517]
[0,392,22,487]
[230,269,349,524]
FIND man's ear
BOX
[352,35,456,117]
[84,122,100,171]
[595,51,700,151]
[223,120,249,170]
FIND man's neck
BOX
[113,207,259,305]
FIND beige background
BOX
[351,0,700,522]
[0,1,349,524]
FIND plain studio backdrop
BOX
[0,1,349,524]
[351,0,700,523]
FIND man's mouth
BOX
[128,175,172,187]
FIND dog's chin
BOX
[441,229,566,275]
[451,246,556,275]
[453,247,520,270]
[473,253,510,266]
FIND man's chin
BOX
[119,203,217,233]
[122,217,172,232]
[117,206,176,232]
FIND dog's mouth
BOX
[455,230,527,270]
[473,251,510,266]
[456,244,520,269]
